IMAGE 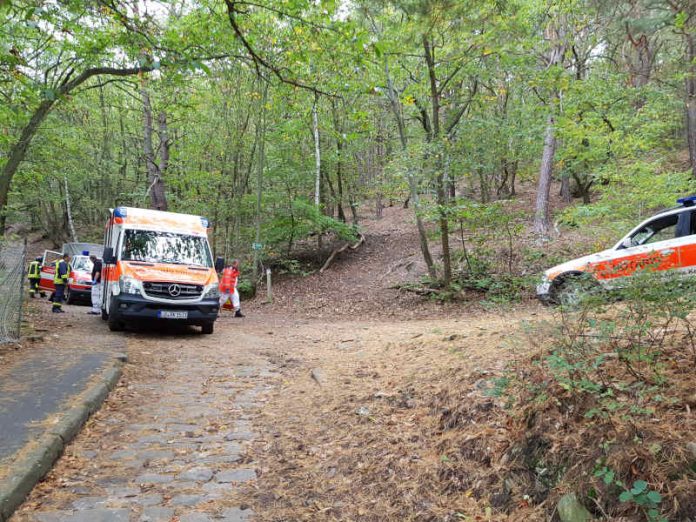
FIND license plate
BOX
[158,310,188,319]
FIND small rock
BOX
[221,507,254,521]
[687,441,696,459]
[215,468,256,483]
[178,514,212,522]
[140,507,175,522]
[557,492,593,522]
[356,406,370,417]
[136,473,174,484]
[170,494,205,506]
[311,368,326,386]
[71,497,108,510]
[178,467,214,482]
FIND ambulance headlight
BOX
[203,284,220,299]
[119,276,142,295]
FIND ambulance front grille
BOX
[143,281,203,300]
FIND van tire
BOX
[108,312,125,332]
[201,322,214,335]
[101,309,108,321]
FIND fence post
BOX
[266,268,272,303]
[17,238,27,341]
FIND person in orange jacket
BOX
[219,259,244,317]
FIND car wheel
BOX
[553,275,601,307]
[201,322,214,335]
[65,287,74,305]
[108,307,125,331]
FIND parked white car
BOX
[538,196,696,304]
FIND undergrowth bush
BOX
[433,272,696,520]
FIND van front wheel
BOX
[108,312,125,332]
[201,322,214,335]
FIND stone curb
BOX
[0,354,126,522]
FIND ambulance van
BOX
[101,207,222,334]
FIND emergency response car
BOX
[38,243,102,304]
[537,196,696,304]
[100,207,222,334]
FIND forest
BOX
[2,0,695,292]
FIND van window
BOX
[121,230,212,267]
[628,214,679,247]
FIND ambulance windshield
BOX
[121,230,212,267]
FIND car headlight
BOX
[119,276,142,295]
[203,284,220,299]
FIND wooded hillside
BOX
[2,0,695,288]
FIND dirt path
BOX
[10,304,547,522]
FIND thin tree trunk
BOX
[253,82,268,287]
[312,93,321,207]
[534,113,558,237]
[560,174,572,203]
[64,176,77,242]
[534,19,566,238]
[424,34,452,286]
[142,87,168,211]
[384,58,437,281]
[686,33,696,179]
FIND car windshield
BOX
[72,257,94,272]
[627,214,679,247]
[121,230,212,267]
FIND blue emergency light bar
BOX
[200,217,210,228]
[114,207,128,218]
[678,196,696,207]
[82,250,89,255]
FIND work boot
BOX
[235,310,244,318]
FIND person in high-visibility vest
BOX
[27,256,42,298]
[219,259,244,317]
[51,254,71,313]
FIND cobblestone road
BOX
[11,315,278,522]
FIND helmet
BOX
[35,256,42,262]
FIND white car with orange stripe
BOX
[537,197,696,304]
[101,207,222,334]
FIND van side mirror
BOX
[621,238,633,249]
[215,257,225,273]
[103,247,116,264]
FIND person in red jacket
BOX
[219,259,244,317]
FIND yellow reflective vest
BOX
[53,259,71,285]
[28,261,41,280]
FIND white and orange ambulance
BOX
[101,207,222,333]
[538,196,696,304]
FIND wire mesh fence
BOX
[0,240,26,344]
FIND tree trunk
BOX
[331,103,347,223]
[424,34,452,286]
[64,176,77,242]
[312,93,321,207]
[534,18,566,238]
[560,174,572,203]
[253,83,268,287]
[142,87,168,211]
[384,57,437,281]
[686,33,696,179]
[534,113,558,237]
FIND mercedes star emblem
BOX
[168,284,181,297]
